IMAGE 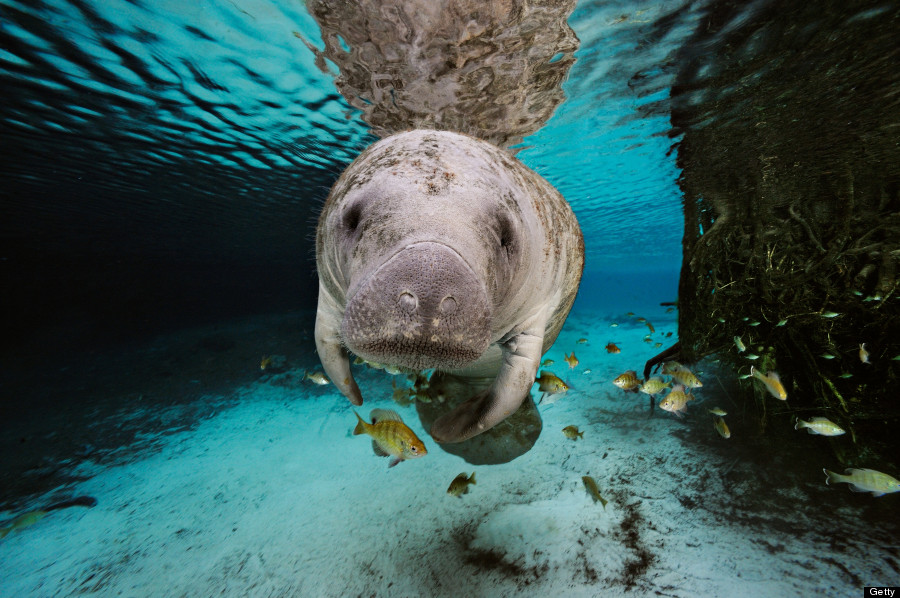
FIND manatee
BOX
[315,129,583,443]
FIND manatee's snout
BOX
[342,242,491,370]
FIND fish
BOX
[823,468,900,497]
[838,373,853,378]
[671,366,702,389]
[659,385,693,417]
[858,343,870,364]
[583,368,592,374]
[750,366,787,400]
[582,476,608,509]
[665,307,675,313]
[661,360,684,376]
[535,371,570,403]
[820,353,836,360]
[744,353,759,360]
[748,321,760,326]
[639,377,670,396]
[304,370,331,385]
[642,335,653,343]
[776,319,788,327]
[577,338,588,344]
[820,311,840,318]
[354,357,385,370]
[447,472,476,497]
[605,342,621,354]
[260,354,286,371]
[645,321,655,333]
[612,370,640,391]
[707,407,727,416]
[654,342,663,348]
[636,317,646,323]
[714,416,731,439]
[391,379,414,407]
[383,364,404,375]
[734,336,746,353]
[352,409,427,467]
[541,358,555,367]
[625,312,635,317]
[795,417,845,436]
[665,332,673,338]
[564,352,579,369]
[562,425,584,440]
[0,510,48,538]
[609,322,619,328]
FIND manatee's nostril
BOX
[398,291,417,313]
[440,296,458,314]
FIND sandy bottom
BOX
[1,307,898,597]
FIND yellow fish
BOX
[535,371,570,403]
[795,417,845,436]
[714,416,731,439]
[645,321,655,334]
[707,407,727,416]
[564,352,579,369]
[260,355,273,370]
[304,370,330,385]
[447,472,476,497]
[0,510,48,538]
[639,377,670,396]
[823,468,900,497]
[659,385,693,417]
[661,361,683,376]
[750,366,787,400]
[541,358,555,367]
[605,342,621,354]
[562,425,584,440]
[353,409,427,467]
[671,366,702,389]
[582,476,608,509]
[577,338,589,344]
[612,370,640,391]
[391,379,414,407]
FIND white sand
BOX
[1,305,897,597]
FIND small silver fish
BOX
[858,343,870,364]
[734,336,746,353]
[708,407,727,416]
[820,311,840,318]
[795,417,845,436]
[303,370,331,385]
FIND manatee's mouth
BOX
[342,242,492,370]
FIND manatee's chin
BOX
[341,242,492,371]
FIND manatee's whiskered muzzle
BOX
[342,242,492,370]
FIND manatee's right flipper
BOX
[431,316,545,443]
[314,286,362,405]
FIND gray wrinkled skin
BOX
[315,130,583,442]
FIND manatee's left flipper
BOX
[431,322,545,443]
[314,285,362,405]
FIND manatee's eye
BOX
[497,214,516,258]
[343,202,362,232]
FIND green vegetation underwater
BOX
[1,0,898,595]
